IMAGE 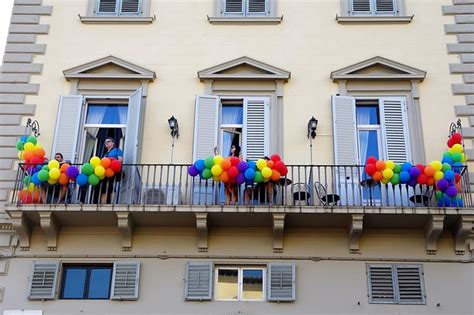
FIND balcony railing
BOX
[11,163,472,208]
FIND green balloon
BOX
[81,163,94,175]
[202,168,212,179]
[42,165,49,172]
[27,136,37,145]
[393,164,402,174]
[442,163,452,172]
[254,171,263,183]
[390,174,400,185]
[435,191,443,201]
[23,176,32,186]
[88,174,99,186]
[16,141,24,151]
[451,152,462,163]
[204,157,214,169]
[38,169,49,181]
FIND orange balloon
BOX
[375,160,385,171]
[221,158,231,171]
[101,157,111,169]
[60,163,70,173]
[424,165,435,177]
[427,177,435,186]
[267,160,275,169]
[23,151,33,162]
[373,171,383,181]
[271,169,281,181]
[105,168,115,178]
[33,147,45,158]
[220,171,229,183]
[58,173,69,185]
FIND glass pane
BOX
[242,269,263,300]
[86,104,128,125]
[87,268,112,299]
[222,105,243,125]
[222,130,241,157]
[356,105,379,125]
[62,267,87,299]
[358,130,382,201]
[217,269,238,300]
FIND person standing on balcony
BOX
[225,144,241,205]
[101,137,123,204]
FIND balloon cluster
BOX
[75,156,122,187]
[364,132,467,207]
[188,154,288,185]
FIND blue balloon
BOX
[247,161,256,170]
[400,171,410,183]
[194,160,205,172]
[452,162,463,173]
[442,156,453,165]
[244,168,256,180]
[456,198,464,208]
[444,170,455,181]
[32,173,42,186]
[20,136,28,142]
[402,162,412,172]
[443,195,451,207]
[76,173,88,186]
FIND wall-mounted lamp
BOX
[307,116,318,165]
[168,116,179,163]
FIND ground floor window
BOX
[215,266,265,301]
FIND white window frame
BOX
[350,0,397,16]
[214,266,266,302]
[355,98,385,162]
[223,0,269,17]
[219,98,244,156]
[96,0,143,16]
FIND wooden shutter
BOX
[380,98,410,163]
[351,0,371,14]
[193,96,219,161]
[396,265,425,304]
[120,0,140,14]
[243,98,269,161]
[52,95,83,163]
[27,261,59,300]
[225,0,244,14]
[111,261,140,300]
[184,262,213,301]
[267,263,295,302]
[332,96,358,165]
[248,0,267,14]
[375,0,395,14]
[123,88,143,164]
[367,264,396,304]
[97,0,118,14]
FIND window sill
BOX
[335,15,414,24]
[79,15,155,24]
[207,15,283,24]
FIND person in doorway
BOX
[101,138,123,204]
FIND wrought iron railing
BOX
[11,164,472,208]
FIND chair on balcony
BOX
[142,188,166,205]
[314,181,340,206]
[291,183,312,205]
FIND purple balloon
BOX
[188,165,199,177]
[408,178,417,187]
[446,185,458,198]
[409,167,420,178]
[66,166,79,179]
[436,179,449,192]
[237,161,248,172]
[236,173,245,185]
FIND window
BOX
[223,0,268,16]
[96,0,141,16]
[60,265,113,299]
[350,0,396,15]
[220,100,244,157]
[215,267,265,301]
[367,264,426,304]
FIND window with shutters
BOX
[215,266,265,301]
[367,264,426,304]
[60,264,113,299]
[350,0,397,15]
[96,0,142,16]
[223,0,269,16]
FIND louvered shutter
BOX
[111,261,140,300]
[97,0,118,14]
[184,262,213,301]
[193,96,219,161]
[52,95,83,163]
[332,96,358,165]
[248,0,267,14]
[27,261,59,300]
[243,98,269,161]
[367,265,396,304]
[380,98,410,164]
[123,88,143,164]
[396,265,425,304]
[120,0,140,14]
[267,263,295,302]
[375,0,395,14]
[225,0,244,14]
[351,0,371,14]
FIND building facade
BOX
[0,0,473,314]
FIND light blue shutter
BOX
[396,265,425,305]
[351,0,371,14]
[375,0,395,14]
[184,262,213,301]
[97,0,118,14]
[248,0,267,15]
[380,98,410,163]
[267,263,295,302]
[332,96,358,165]
[367,264,396,304]
[225,0,244,15]
[111,261,140,300]
[123,88,143,164]
[243,98,269,161]
[52,95,83,163]
[193,96,219,161]
[27,261,59,300]
[120,0,140,15]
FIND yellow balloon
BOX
[434,171,444,181]
[28,183,35,192]
[383,169,394,179]
[18,151,23,160]
[35,144,43,150]
[430,161,442,172]
[385,160,395,170]
[452,144,463,153]
[381,177,390,184]
[261,167,272,178]
[99,174,105,180]
[213,155,223,165]
[24,142,34,152]
[48,160,60,170]
[263,177,270,182]
[49,168,61,180]
[212,175,220,181]
[211,164,222,176]
[90,156,101,168]
[47,178,58,185]
[256,159,267,171]
[94,165,105,177]
[463,154,468,162]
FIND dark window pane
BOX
[62,268,87,299]
[88,268,112,299]
[356,105,379,125]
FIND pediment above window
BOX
[63,56,156,81]
[330,56,426,81]
[198,56,291,81]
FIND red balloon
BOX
[366,156,377,165]
[417,174,428,185]
[451,132,462,145]
[455,173,461,183]
[228,166,238,178]
[447,138,454,148]
[416,164,425,173]
[280,166,288,176]
[274,161,285,173]
[110,160,122,172]
[365,164,377,176]
[30,156,43,166]
[230,157,240,166]
[270,154,281,163]
[228,176,236,184]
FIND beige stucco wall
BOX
[26,0,461,166]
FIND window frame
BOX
[223,0,269,17]
[350,0,397,16]
[96,0,142,16]
[214,266,266,302]
[60,264,114,300]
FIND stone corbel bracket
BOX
[10,212,31,251]
[454,215,474,255]
[39,212,59,251]
[425,215,445,255]
[196,213,208,252]
[116,212,134,251]
[273,214,285,253]
[349,214,364,254]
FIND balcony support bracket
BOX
[10,212,31,251]
[425,215,445,255]
[196,213,208,252]
[349,214,364,254]
[273,214,285,253]
[116,212,134,251]
[39,212,59,251]
[454,215,474,255]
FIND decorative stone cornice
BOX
[425,215,445,255]
[195,213,208,252]
[349,214,364,254]
[116,212,134,251]
[9,212,30,251]
[454,215,474,255]
[39,211,59,251]
[272,213,285,253]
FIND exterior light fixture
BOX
[307,116,318,139]
[168,116,179,163]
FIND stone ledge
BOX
[79,16,155,24]
[207,15,283,24]
[336,15,413,24]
